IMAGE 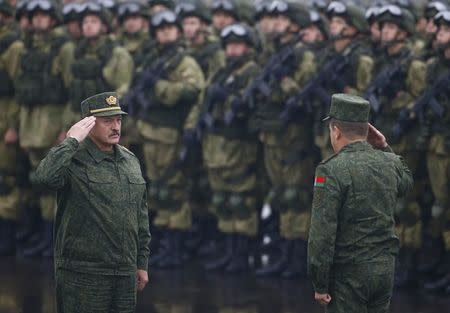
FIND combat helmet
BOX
[326,1,369,33]
[377,4,416,35]
[220,22,257,48]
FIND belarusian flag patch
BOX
[314,176,326,187]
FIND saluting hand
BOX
[367,123,388,149]
[67,117,96,143]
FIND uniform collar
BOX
[340,140,372,152]
[83,137,125,163]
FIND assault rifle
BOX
[279,53,350,122]
[363,51,410,116]
[392,71,449,139]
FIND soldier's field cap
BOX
[81,92,128,118]
[322,93,370,123]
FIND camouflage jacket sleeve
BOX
[4,40,24,130]
[33,137,79,190]
[391,153,414,198]
[137,187,151,270]
[104,46,135,99]
[307,162,342,294]
[153,56,205,107]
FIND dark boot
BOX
[281,239,307,279]
[16,205,41,243]
[395,247,417,288]
[148,228,170,266]
[203,233,233,271]
[255,239,291,276]
[157,230,184,268]
[424,251,450,292]
[197,216,221,257]
[225,234,250,273]
[0,219,17,256]
[22,221,53,257]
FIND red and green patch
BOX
[314,176,326,187]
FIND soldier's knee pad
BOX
[282,187,301,212]
[229,193,254,220]
[212,192,231,219]
[267,188,284,212]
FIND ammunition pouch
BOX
[212,191,231,219]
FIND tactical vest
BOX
[15,34,68,107]
[138,47,194,130]
[0,31,20,97]
[249,44,305,132]
[69,38,115,112]
[206,57,258,140]
[192,41,221,76]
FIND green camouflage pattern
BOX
[308,141,413,294]
[33,137,150,275]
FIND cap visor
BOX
[92,110,128,117]
[322,116,331,122]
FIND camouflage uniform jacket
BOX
[307,141,413,293]
[33,137,150,275]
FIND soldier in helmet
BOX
[366,4,428,288]
[148,0,174,16]
[178,1,225,81]
[313,1,374,160]
[15,0,75,257]
[365,5,383,56]
[422,1,448,58]
[302,10,330,68]
[66,1,134,130]
[62,1,84,42]
[250,1,317,279]
[421,10,450,295]
[210,0,240,34]
[15,0,30,33]
[128,9,205,268]
[199,23,260,273]
[0,0,24,256]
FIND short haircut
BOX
[329,118,369,140]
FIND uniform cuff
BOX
[137,256,148,271]
[64,137,80,149]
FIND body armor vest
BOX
[137,46,193,130]
[69,38,115,112]
[15,34,68,106]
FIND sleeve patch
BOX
[314,176,326,187]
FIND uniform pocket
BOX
[128,175,146,204]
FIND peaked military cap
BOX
[323,94,370,123]
[81,92,127,118]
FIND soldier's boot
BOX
[417,236,444,274]
[424,251,450,292]
[255,239,291,276]
[225,234,250,273]
[0,219,17,256]
[197,217,220,257]
[157,230,184,268]
[203,233,233,271]
[22,221,53,257]
[0,218,5,249]
[395,247,417,288]
[149,228,170,266]
[281,239,307,279]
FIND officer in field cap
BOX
[308,92,413,312]
[32,90,150,312]
[322,93,371,123]
[81,91,128,118]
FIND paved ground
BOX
[0,256,448,313]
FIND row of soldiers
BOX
[0,0,448,295]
